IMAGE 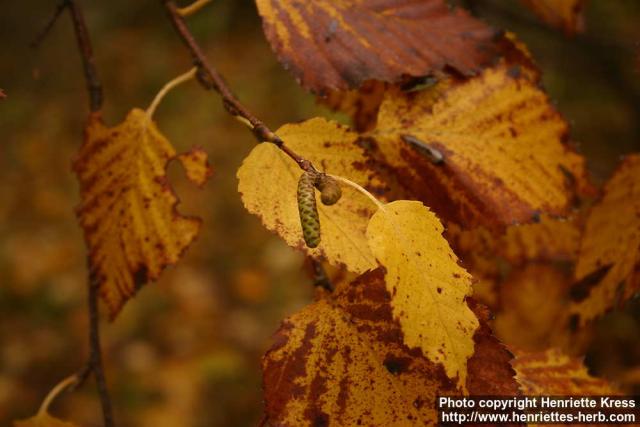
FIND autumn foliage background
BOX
[1,1,640,426]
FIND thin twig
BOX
[30,0,68,48]
[37,1,113,425]
[177,0,212,17]
[66,0,103,112]
[88,272,115,427]
[146,67,197,119]
[162,0,317,173]
[37,375,79,416]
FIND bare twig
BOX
[30,0,67,48]
[37,375,80,416]
[162,0,317,173]
[66,0,103,112]
[34,0,103,111]
[177,0,212,17]
[37,2,113,425]
[88,272,115,427]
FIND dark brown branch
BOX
[30,0,67,48]
[163,0,317,173]
[66,0,103,112]
[88,272,115,427]
[33,0,105,112]
[37,2,113,424]
[34,0,103,111]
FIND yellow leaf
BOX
[74,109,210,318]
[262,270,518,426]
[14,413,79,427]
[570,154,640,325]
[512,348,617,395]
[369,62,592,230]
[237,117,378,273]
[176,146,212,187]
[493,264,589,354]
[366,200,478,388]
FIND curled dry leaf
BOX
[255,0,500,94]
[237,117,380,274]
[368,61,592,231]
[521,0,585,35]
[13,413,79,427]
[262,269,518,426]
[74,109,211,318]
[512,348,617,395]
[366,200,478,388]
[570,154,640,325]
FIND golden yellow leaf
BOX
[262,270,518,426]
[521,0,585,35]
[176,146,212,187]
[368,62,592,230]
[74,109,210,318]
[493,264,590,354]
[366,200,478,388]
[255,0,500,94]
[570,154,640,325]
[512,348,617,395]
[14,413,79,427]
[501,214,581,265]
[237,117,378,273]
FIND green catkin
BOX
[297,171,321,248]
[317,174,342,206]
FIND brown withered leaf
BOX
[0,88,6,99]
[521,0,585,35]
[512,348,617,395]
[570,154,640,325]
[74,109,211,319]
[255,0,500,94]
[262,269,518,426]
[367,61,593,231]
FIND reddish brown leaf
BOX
[255,0,500,94]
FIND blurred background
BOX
[1,1,639,426]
